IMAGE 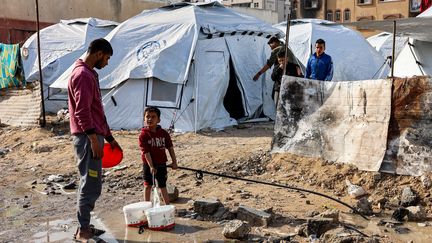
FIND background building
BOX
[0,0,165,44]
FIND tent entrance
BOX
[223,58,245,119]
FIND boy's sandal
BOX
[89,224,106,236]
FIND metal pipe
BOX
[35,0,46,127]
[390,20,396,79]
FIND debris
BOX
[346,179,367,198]
[406,206,427,221]
[303,218,337,237]
[236,205,272,227]
[394,227,410,234]
[222,220,250,239]
[354,198,373,216]
[316,209,339,223]
[400,186,419,207]
[391,207,410,222]
[0,147,10,156]
[193,199,222,215]
[420,175,432,189]
[46,174,64,183]
[167,184,179,202]
[63,181,77,190]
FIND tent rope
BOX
[407,41,425,76]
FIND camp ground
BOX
[50,2,283,132]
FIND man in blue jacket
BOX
[305,39,333,81]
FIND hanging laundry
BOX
[421,0,432,13]
[0,43,25,89]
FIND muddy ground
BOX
[1,116,432,242]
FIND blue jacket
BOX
[305,52,333,81]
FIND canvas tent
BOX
[366,32,408,61]
[50,2,283,132]
[274,19,389,81]
[21,18,118,112]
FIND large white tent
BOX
[274,19,389,81]
[51,3,283,132]
[21,18,118,112]
[392,7,432,77]
[366,32,408,60]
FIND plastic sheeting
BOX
[272,76,392,172]
[274,19,389,81]
[367,32,408,60]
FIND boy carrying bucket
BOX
[139,107,178,205]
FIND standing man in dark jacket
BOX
[68,38,121,242]
[305,39,333,81]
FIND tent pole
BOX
[280,0,293,109]
[36,0,46,127]
[390,20,396,79]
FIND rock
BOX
[372,172,382,182]
[32,145,52,153]
[355,198,373,216]
[388,196,400,208]
[346,179,367,198]
[304,218,337,237]
[394,227,410,234]
[46,174,64,183]
[317,209,339,223]
[400,187,418,207]
[406,206,427,221]
[222,220,250,239]
[421,175,432,189]
[63,181,77,190]
[321,227,379,243]
[212,206,235,221]
[392,207,410,222]
[236,205,272,227]
[305,210,320,217]
[167,184,179,202]
[0,147,10,156]
[193,199,222,215]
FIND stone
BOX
[421,175,432,189]
[355,198,373,216]
[400,187,418,207]
[406,206,427,221]
[222,220,250,239]
[305,210,320,217]
[392,207,410,222]
[394,227,410,234]
[305,218,337,237]
[167,184,179,202]
[317,209,339,223]
[372,172,382,182]
[193,199,222,215]
[236,205,272,227]
[388,196,400,208]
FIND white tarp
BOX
[274,19,389,81]
[272,76,392,172]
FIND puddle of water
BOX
[98,209,226,242]
[341,213,432,242]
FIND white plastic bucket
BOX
[122,202,152,227]
[145,205,176,230]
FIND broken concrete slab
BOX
[236,205,272,227]
[193,199,222,215]
[222,220,250,239]
[316,209,339,223]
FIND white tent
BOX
[21,18,118,112]
[51,3,283,132]
[274,19,389,81]
[393,7,432,77]
[366,32,408,60]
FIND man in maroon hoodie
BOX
[68,38,121,242]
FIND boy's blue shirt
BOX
[305,52,333,81]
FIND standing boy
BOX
[139,107,178,204]
[68,38,122,242]
[305,38,333,81]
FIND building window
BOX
[326,10,333,21]
[410,0,421,12]
[304,0,319,9]
[335,9,341,21]
[344,9,351,22]
[357,0,373,5]
[254,2,259,8]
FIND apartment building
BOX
[0,0,164,44]
[295,0,421,36]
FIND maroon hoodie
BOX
[68,59,112,139]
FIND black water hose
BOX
[168,165,368,220]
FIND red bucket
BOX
[102,143,123,168]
